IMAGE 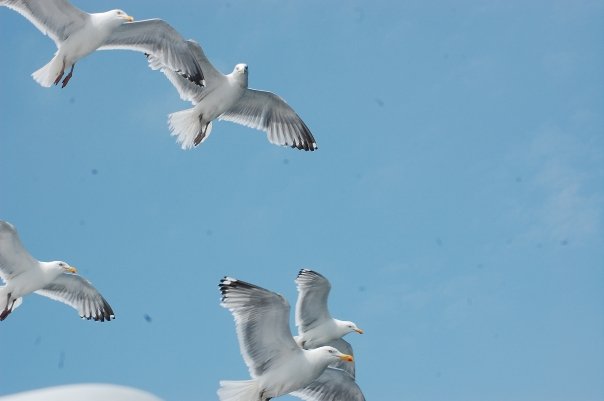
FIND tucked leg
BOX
[53,60,66,86]
[0,293,12,321]
[61,64,75,88]
[194,122,209,147]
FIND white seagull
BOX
[0,220,114,322]
[295,269,364,378]
[150,39,317,151]
[0,0,204,88]
[218,277,364,401]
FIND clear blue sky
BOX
[1,1,603,400]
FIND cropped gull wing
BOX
[0,0,88,45]
[325,338,356,378]
[295,269,332,332]
[219,277,300,378]
[0,220,38,282]
[291,367,365,401]
[35,273,115,321]
[100,19,204,86]
[220,89,317,151]
[157,39,226,104]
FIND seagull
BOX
[218,277,364,401]
[0,0,204,88]
[295,269,364,378]
[150,39,317,151]
[0,220,114,321]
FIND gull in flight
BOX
[0,0,204,87]
[151,40,317,151]
[218,277,364,401]
[295,269,364,378]
[0,220,114,322]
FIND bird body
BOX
[295,317,359,349]
[294,269,363,378]
[295,269,364,347]
[0,220,114,321]
[154,40,318,151]
[218,277,357,401]
[1,0,204,87]
[32,10,126,87]
[169,64,248,147]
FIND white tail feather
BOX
[168,108,212,150]
[217,380,259,401]
[31,55,64,87]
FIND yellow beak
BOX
[67,266,78,274]
[355,328,364,334]
[339,354,354,362]
[125,15,134,22]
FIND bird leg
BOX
[53,59,66,86]
[61,64,75,88]
[0,293,13,321]
[194,116,208,147]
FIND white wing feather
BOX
[0,0,88,45]
[35,273,114,321]
[295,269,332,332]
[219,277,300,378]
[0,220,38,282]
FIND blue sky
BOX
[1,1,603,400]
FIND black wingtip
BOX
[178,70,205,87]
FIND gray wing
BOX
[325,338,356,378]
[295,269,332,332]
[219,277,300,378]
[35,273,114,321]
[0,220,38,282]
[100,20,204,86]
[291,367,365,401]
[156,39,226,104]
[219,89,317,151]
[0,0,88,46]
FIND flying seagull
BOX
[0,0,204,87]
[150,39,317,151]
[218,277,364,401]
[295,269,364,378]
[0,220,114,321]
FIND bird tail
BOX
[217,380,260,401]
[168,107,213,150]
[32,54,64,88]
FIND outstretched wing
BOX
[291,367,365,401]
[101,19,204,86]
[0,220,38,282]
[219,277,300,378]
[157,39,226,104]
[0,0,88,46]
[35,273,115,321]
[295,269,332,332]
[220,89,317,151]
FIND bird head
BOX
[322,346,354,363]
[234,64,248,75]
[112,9,134,23]
[338,320,364,336]
[55,261,77,274]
